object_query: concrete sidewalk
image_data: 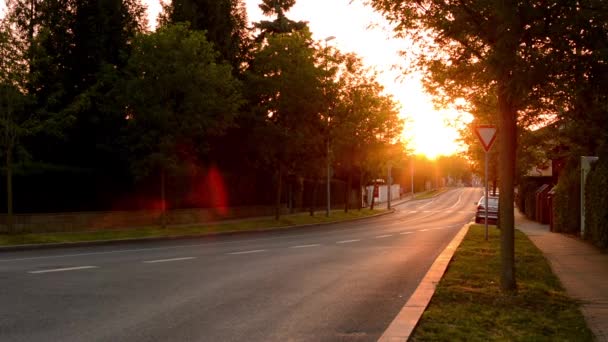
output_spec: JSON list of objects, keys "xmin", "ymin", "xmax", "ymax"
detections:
[{"xmin": 516, "ymin": 209, "xmax": 608, "ymax": 341}]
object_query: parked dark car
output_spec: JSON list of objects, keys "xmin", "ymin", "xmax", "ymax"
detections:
[{"xmin": 475, "ymin": 196, "xmax": 499, "ymax": 224}]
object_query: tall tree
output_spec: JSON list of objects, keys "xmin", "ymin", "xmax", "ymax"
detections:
[
  {"xmin": 247, "ymin": 29, "xmax": 324, "ymax": 219},
  {"xmin": 0, "ymin": 10, "xmax": 66, "ymax": 231},
  {"xmin": 330, "ymin": 53, "xmax": 403, "ymax": 212},
  {"xmin": 121, "ymin": 23, "xmax": 242, "ymax": 226},
  {"xmin": 254, "ymin": 0, "xmax": 307, "ymax": 37},
  {"xmin": 162, "ymin": 0, "xmax": 250, "ymax": 71}
]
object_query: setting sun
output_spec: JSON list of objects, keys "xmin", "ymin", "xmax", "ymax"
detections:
[{"xmin": 145, "ymin": 0, "xmax": 470, "ymax": 159}]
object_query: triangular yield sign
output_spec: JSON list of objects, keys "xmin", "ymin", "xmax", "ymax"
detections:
[{"xmin": 474, "ymin": 125, "xmax": 497, "ymax": 152}]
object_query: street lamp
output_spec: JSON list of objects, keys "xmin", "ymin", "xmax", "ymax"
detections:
[{"xmin": 324, "ymin": 36, "xmax": 335, "ymax": 217}]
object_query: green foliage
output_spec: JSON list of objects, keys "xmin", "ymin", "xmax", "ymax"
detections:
[
  {"xmin": 122, "ymin": 23, "xmax": 242, "ymax": 177},
  {"xmin": 553, "ymin": 159, "xmax": 580, "ymax": 234},
  {"xmin": 246, "ymin": 29, "xmax": 324, "ymax": 173},
  {"xmin": 254, "ymin": 0, "xmax": 307, "ymax": 37},
  {"xmin": 584, "ymin": 153, "xmax": 608, "ymax": 248},
  {"xmin": 163, "ymin": 0, "xmax": 250, "ymax": 71},
  {"xmin": 330, "ymin": 52, "xmax": 404, "ymax": 184}
]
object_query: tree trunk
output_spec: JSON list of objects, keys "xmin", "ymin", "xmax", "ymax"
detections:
[
  {"xmin": 357, "ymin": 170, "xmax": 363, "ymax": 211},
  {"xmin": 498, "ymin": 86, "xmax": 517, "ymax": 292},
  {"xmin": 309, "ymin": 178, "xmax": 317, "ymax": 216},
  {"xmin": 6, "ymin": 147, "xmax": 13, "ymax": 234},
  {"xmin": 275, "ymin": 164, "xmax": 282, "ymax": 220},
  {"xmin": 160, "ymin": 168, "xmax": 166, "ymax": 229},
  {"xmin": 288, "ymin": 179, "xmax": 293, "ymax": 214},
  {"xmin": 344, "ymin": 167, "xmax": 352, "ymax": 213},
  {"xmin": 370, "ymin": 182, "xmax": 376, "ymax": 210}
]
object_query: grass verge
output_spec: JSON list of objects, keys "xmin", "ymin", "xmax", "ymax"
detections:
[
  {"xmin": 0, "ymin": 209, "xmax": 386, "ymax": 247},
  {"xmin": 410, "ymin": 224, "xmax": 593, "ymax": 341}
]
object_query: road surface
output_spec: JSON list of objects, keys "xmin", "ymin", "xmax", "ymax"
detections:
[{"xmin": 0, "ymin": 187, "xmax": 481, "ymax": 342}]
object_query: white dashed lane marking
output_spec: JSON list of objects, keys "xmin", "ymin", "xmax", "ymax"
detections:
[
  {"xmin": 290, "ymin": 244, "xmax": 321, "ymax": 249},
  {"xmin": 28, "ymin": 266, "xmax": 98, "ymax": 274},
  {"xmin": 143, "ymin": 257, "xmax": 196, "ymax": 264},
  {"xmin": 228, "ymin": 249, "xmax": 267, "ymax": 255},
  {"xmin": 375, "ymin": 235, "xmax": 393, "ymax": 239},
  {"xmin": 337, "ymin": 239, "xmax": 360, "ymax": 244}
]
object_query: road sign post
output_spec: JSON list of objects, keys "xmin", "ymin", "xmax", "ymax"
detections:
[{"xmin": 474, "ymin": 125, "xmax": 497, "ymax": 241}]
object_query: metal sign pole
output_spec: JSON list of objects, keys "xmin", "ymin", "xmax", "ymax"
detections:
[
  {"xmin": 485, "ymin": 151, "xmax": 489, "ymax": 241},
  {"xmin": 387, "ymin": 164, "xmax": 392, "ymax": 210}
]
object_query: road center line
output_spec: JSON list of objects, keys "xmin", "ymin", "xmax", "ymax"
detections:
[
  {"xmin": 375, "ymin": 234, "xmax": 393, "ymax": 239},
  {"xmin": 28, "ymin": 266, "xmax": 98, "ymax": 274},
  {"xmin": 227, "ymin": 249, "xmax": 267, "ymax": 255},
  {"xmin": 418, "ymin": 229, "xmax": 429, "ymax": 232},
  {"xmin": 400, "ymin": 232, "xmax": 413, "ymax": 235},
  {"xmin": 143, "ymin": 257, "xmax": 196, "ymax": 264},
  {"xmin": 290, "ymin": 244, "xmax": 321, "ymax": 249},
  {"xmin": 337, "ymin": 239, "xmax": 360, "ymax": 244}
]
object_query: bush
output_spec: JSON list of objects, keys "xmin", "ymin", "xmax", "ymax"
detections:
[
  {"xmin": 552, "ymin": 159, "xmax": 580, "ymax": 234},
  {"xmin": 585, "ymin": 156, "xmax": 608, "ymax": 248}
]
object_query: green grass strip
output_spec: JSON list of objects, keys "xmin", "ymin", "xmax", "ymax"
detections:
[
  {"xmin": 0, "ymin": 209, "xmax": 386, "ymax": 246},
  {"xmin": 410, "ymin": 225, "xmax": 593, "ymax": 341}
]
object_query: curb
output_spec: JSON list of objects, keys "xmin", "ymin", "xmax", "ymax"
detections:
[
  {"xmin": 0, "ymin": 208, "xmax": 396, "ymax": 253},
  {"xmin": 378, "ymin": 221, "xmax": 472, "ymax": 342}
]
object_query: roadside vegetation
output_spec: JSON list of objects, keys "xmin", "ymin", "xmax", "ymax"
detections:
[
  {"xmin": 0, "ymin": 209, "xmax": 386, "ymax": 247},
  {"xmin": 410, "ymin": 225, "xmax": 592, "ymax": 341}
]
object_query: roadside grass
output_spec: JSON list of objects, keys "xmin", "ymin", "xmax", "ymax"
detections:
[
  {"xmin": 0, "ymin": 209, "xmax": 386, "ymax": 246},
  {"xmin": 410, "ymin": 225, "xmax": 593, "ymax": 341},
  {"xmin": 414, "ymin": 188, "xmax": 448, "ymax": 200}
]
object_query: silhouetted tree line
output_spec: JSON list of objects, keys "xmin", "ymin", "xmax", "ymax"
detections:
[{"xmin": 0, "ymin": 0, "xmax": 405, "ymax": 229}]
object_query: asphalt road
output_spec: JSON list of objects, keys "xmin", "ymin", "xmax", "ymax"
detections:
[{"xmin": 0, "ymin": 187, "xmax": 481, "ymax": 342}]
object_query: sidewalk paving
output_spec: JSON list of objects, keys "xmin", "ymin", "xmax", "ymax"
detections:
[{"xmin": 516, "ymin": 209, "xmax": 608, "ymax": 342}]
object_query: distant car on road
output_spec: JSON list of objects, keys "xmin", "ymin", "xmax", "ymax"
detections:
[{"xmin": 475, "ymin": 196, "xmax": 499, "ymax": 224}]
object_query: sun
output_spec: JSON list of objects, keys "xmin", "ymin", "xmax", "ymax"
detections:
[{"xmin": 403, "ymin": 108, "xmax": 466, "ymax": 159}]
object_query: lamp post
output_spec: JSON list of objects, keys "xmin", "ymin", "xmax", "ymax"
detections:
[{"xmin": 324, "ymin": 36, "xmax": 335, "ymax": 217}]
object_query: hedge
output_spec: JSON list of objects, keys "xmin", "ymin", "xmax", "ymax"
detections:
[
  {"xmin": 584, "ymin": 155, "xmax": 608, "ymax": 249},
  {"xmin": 552, "ymin": 158, "xmax": 580, "ymax": 234},
  {"xmin": 517, "ymin": 177, "xmax": 551, "ymax": 220}
]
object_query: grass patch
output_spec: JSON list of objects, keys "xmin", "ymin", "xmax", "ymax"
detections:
[
  {"xmin": 414, "ymin": 188, "xmax": 448, "ymax": 200},
  {"xmin": 410, "ymin": 225, "xmax": 593, "ymax": 341},
  {"xmin": 0, "ymin": 209, "xmax": 386, "ymax": 246}
]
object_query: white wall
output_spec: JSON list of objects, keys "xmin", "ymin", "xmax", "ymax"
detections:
[{"xmin": 364, "ymin": 184, "xmax": 401, "ymax": 206}]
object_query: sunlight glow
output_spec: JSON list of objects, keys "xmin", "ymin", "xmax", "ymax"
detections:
[{"xmin": 145, "ymin": 0, "xmax": 470, "ymax": 158}]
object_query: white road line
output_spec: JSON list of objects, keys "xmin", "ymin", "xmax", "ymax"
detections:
[
  {"xmin": 409, "ymin": 211, "xmax": 418, "ymax": 214},
  {"xmin": 418, "ymin": 229, "xmax": 429, "ymax": 232},
  {"xmin": 375, "ymin": 234, "xmax": 393, "ymax": 239},
  {"xmin": 337, "ymin": 239, "xmax": 360, "ymax": 244},
  {"xmin": 400, "ymin": 232, "xmax": 413, "ymax": 235},
  {"xmin": 227, "ymin": 249, "xmax": 267, "ymax": 255},
  {"xmin": 143, "ymin": 257, "xmax": 196, "ymax": 264},
  {"xmin": 28, "ymin": 266, "xmax": 98, "ymax": 274},
  {"xmin": 423, "ymin": 211, "xmax": 432, "ymax": 213},
  {"xmin": 290, "ymin": 244, "xmax": 321, "ymax": 249}
]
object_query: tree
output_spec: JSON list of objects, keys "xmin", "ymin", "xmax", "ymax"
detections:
[
  {"xmin": 330, "ymin": 53, "xmax": 403, "ymax": 212},
  {"xmin": 254, "ymin": 0, "xmax": 307, "ymax": 38},
  {"xmin": 369, "ymin": 0, "xmax": 592, "ymax": 291},
  {"xmin": 5, "ymin": 0, "xmax": 147, "ymax": 172},
  {"xmin": 0, "ymin": 12, "xmax": 65, "ymax": 232},
  {"xmin": 246, "ymin": 28, "xmax": 324, "ymax": 219},
  {"xmin": 121, "ymin": 23, "xmax": 242, "ymax": 226},
  {"xmin": 162, "ymin": 0, "xmax": 250, "ymax": 71}
]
